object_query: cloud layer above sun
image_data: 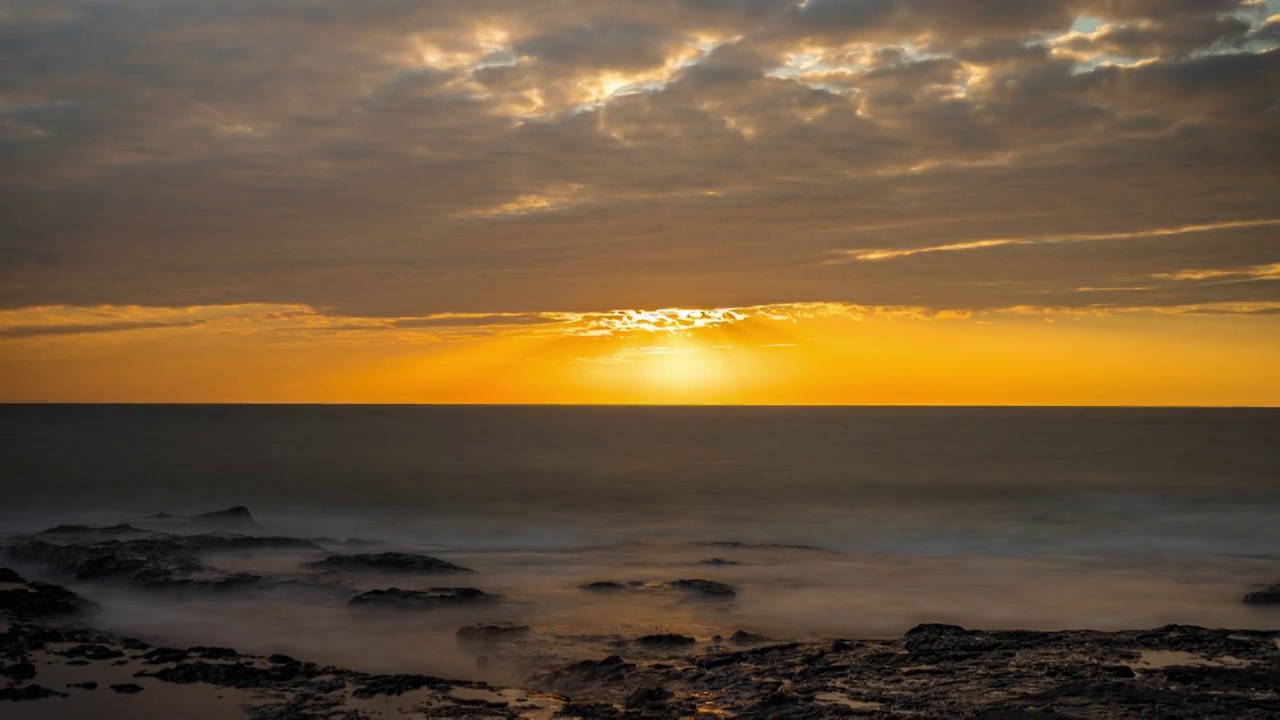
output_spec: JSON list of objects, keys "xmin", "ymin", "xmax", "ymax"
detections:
[{"xmin": 2, "ymin": 1, "xmax": 1278, "ymax": 403}]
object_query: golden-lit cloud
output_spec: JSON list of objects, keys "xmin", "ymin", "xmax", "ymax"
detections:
[
  {"xmin": 837, "ymin": 219, "xmax": 1280, "ymax": 262},
  {"xmin": 2, "ymin": 1, "xmax": 1279, "ymax": 404}
]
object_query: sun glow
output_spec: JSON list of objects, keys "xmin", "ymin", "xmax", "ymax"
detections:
[{"xmin": 1, "ymin": 302, "xmax": 1278, "ymax": 406}]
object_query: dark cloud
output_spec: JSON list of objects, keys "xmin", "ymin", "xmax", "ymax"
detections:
[{"xmin": 0, "ymin": 0, "xmax": 1277, "ymax": 317}]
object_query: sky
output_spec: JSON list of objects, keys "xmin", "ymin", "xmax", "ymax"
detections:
[{"xmin": 2, "ymin": 0, "xmax": 1279, "ymax": 405}]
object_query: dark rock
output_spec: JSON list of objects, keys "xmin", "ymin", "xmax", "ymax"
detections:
[
  {"xmin": 1101, "ymin": 664, "xmax": 1136, "ymax": 678},
  {"xmin": 830, "ymin": 639, "xmax": 854, "ymax": 652},
  {"xmin": 0, "ymin": 684, "xmax": 62, "ymax": 701},
  {"xmin": 350, "ymin": 674, "xmax": 453, "ymax": 698},
  {"xmin": 307, "ymin": 552, "xmax": 472, "ymax": 574},
  {"xmin": 68, "ymin": 681, "xmax": 98, "ymax": 690},
  {"xmin": 456, "ymin": 623, "xmax": 531, "ymax": 644},
  {"xmin": 189, "ymin": 646, "xmax": 239, "ymax": 660},
  {"xmin": 636, "ymin": 633, "xmax": 696, "ymax": 648},
  {"xmin": 0, "ymin": 568, "xmax": 24, "ymax": 583},
  {"xmin": 149, "ymin": 660, "xmax": 317, "ymax": 688},
  {"xmin": 665, "ymin": 579, "xmax": 736, "ymax": 598},
  {"xmin": 61, "ymin": 644, "xmax": 125, "ymax": 660},
  {"xmin": 1243, "ymin": 584, "xmax": 1280, "ymax": 605},
  {"xmin": 268, "ymin": 654, "xmax": 298, "ymax": 665},
  {"xmin": 110, "ymin": 683, "xmax": 144, "ymax": 694},
  {"xmin": 348, "ymin": 587, "xmax": 498, "ymax": 610},
  {"xmin": 548, "ymin": 655, "xmax": 636, "ymax": 688},
  {"xmin": 1, "ymin": 535, "xmax": 310, "ymax": 591},
  {"xmin": 0, "ymin": 662, "xmax": 36, "ymax": 680},
  {"xmin": 133, "ymin": 506, "xmax": 259, "ymax": 533},
  {"xmin": 142, "ymin": 647, "xmax": 189, "ymax": 664},
  {"xmin": 578, "ymin": 581, "xmax": 627, "ymax": 591},
  {"xmin": 731, "ymin": 630, "xmax": 767, "ymax": 645},
  {"xmin": 624, "ymin": 686, "xmax": 673, "ymax": 709},
  {"xmin": 698, "ymin": 558, "xmax": 741, "ymax": 566},
  {"xmin": 0, "ymin": 573, "xmax": 99, "ymax": 619}
]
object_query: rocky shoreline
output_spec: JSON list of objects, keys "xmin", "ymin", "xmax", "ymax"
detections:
[{"xmin": 3, "ymin": 508, "xmax": 1279, "ymax": 718}]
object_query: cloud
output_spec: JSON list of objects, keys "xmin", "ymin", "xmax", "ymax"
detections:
[
  {"xmin": 837, "ymin": 218, "xmax": 1280, "ymax": 261},
  {"xmin": 0, "ymin": 0, "xmax": 1277, "ymax": 320}
]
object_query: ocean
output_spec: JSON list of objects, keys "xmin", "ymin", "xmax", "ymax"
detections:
[{"xmin": 2, "ymin": 405, "xmax": 1278, "ymax": 680}]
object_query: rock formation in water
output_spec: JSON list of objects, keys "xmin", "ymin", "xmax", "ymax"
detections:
[
  {"xmin": 347, "ymin": 587, "xmax": 499, "ymax": 610},
  {"xmin": 307, "ymin": 552, "xmax": 472, "ymax": 574}
]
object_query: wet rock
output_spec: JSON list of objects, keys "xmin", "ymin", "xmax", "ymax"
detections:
[
  {"xmin": 1243, "ymin": 584, "xmax": 1280, "ymax": 605},
  {"xmin": 731, "ymin": 630, "xmax": 767, "ymax": 645},
  {"xmin": 189, "ymin": 646, "xmax": 239, "ymax": 660},
  {"xmin": 0, "ymin": 684, "xmax": 63, "ymax": 701},
  {"xmin": 624, "ymin": 686, "xmax": 673, "ymax": 709},
  {"xmin": 268, "ymin": 654, "xmax": 298, "ymax": 665},
  {"xmin": 665, "ymin": 579, "xmax": 736, "ymax": 598},
  {"xmin": 348, "ymin": 587, "xmax": 498, "ymax": 610},
  {"xmin": 636, "ymin": 633, "xmax": 696, "ymax": 648},
  {"xmin": 1101, "ymin": 664, "xmax": 1136, "ymax": 678},
  {"xmin": 456, "ymin": 623, "xmax": 531, "ymax": 644},
  {"xmin": 350, "ymin": 674, "xmax": 454, "ymax": 698},
  {"xmin": 132, "ymin": 506, "xmax": 259, "ymax": 533},
  {"xmin": 110, "ymin": 683, "xmax": 144, "ymax": 694},
  {"xmin": 68, "ymin": 681, "xmax": 98, "ymax": 690},
  {"xmin": 545, "ymin": 655, "xmax": 636, "ymax": 689},
  {"xmin": 142, "ymin": 647, "xmax": 189, "ymax": 664},
  {"xmin": 578, "ymin": 581, "xmax": 627, "ymax": 592},
  {"xmin": 61, "ymin": 644, "xmax": 125, "ymax": 661},
  {"xmin": 0, "ymin": 570, "xmax": 99, "ymax": 619},
  {"xmin": 830, "ymin": 639, "xmax": 854, "ymax": 652},
  {"xmin": 698, "ymin": 557, "xmax": 741, "ymax": 566},
  {"xmin": 149, "ymin": 660, "xmax": 319, "ymax": 688},
  {"xmin": 307, "ymin": 552, "xmax": 472, "ymax": 574},
  {"xmin": 1, "ymin": 535, "xmax": 311, "ymax": 590},
  {"xmin": 0, "ymin": 662, "xmax": 36, "ymax": 680}
]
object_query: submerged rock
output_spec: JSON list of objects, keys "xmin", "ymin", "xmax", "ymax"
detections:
[
  {"xmin": 307, "ymin": 552, "xmax": 472, "ymax": 574},
  {"xmin": 577, "ymin": 578, "xmax": 736, "ymax": 599},
  {"xmin": 731, "ymin": 630, "xmax": 768, "ymax": 645},
  {"xmin": 0, "ymin": 569, "xmax": 99, "ymax": 619},
  {"xmin": 625, "ymin": 686, "xmax": 673, "ymax": 709},
  {"xmin": 665, "ymin": 579, "xmax": 736, "ymax": 598},
  {"xmin": 456, "ymin": 623, "xmax": 531, "ymax": 644},
  {"xmin": 1, "ymin": 534, "xmax": 313, "ymax": 591},
  {"xmin": 132, "ymin": 506, "xmax": 260, "ymax": 533},
  {"xmin": 1242, "ymin": 584, "xmax": 1280, "ymax": 605},
  {"xmin": 636, "ymin": 633, "xmax": 697, "ymax": 648},
  {"xmin": 578, "ymin": 581, "xmax": 628, "ymax": 592},
  {"xmin": 348, "ymin": 587, "xmax": 498, "ymax": 610}
]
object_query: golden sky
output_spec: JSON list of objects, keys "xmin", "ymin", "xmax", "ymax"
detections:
[{"xmin": 2, "ymin": 1, "xmax": 1279, "ymax": 404}]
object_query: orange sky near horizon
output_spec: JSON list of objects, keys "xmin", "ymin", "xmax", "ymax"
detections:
[{"xmin": 3, "ymin": 303, "xmax": 1277, "ymax": 406}]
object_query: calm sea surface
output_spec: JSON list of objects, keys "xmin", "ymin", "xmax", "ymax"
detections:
[{"xmin": 2, "ymin": 405, "xmax": 1278, "ymax": 676}]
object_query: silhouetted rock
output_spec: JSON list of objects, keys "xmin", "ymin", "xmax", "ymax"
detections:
[
  {"xmin": 308, "ymin": 552, "xmax": 471, "ymax": 574},
  {"xmin": 1, "ymin": 535, "xmax": 313, "ymax": 590},
  {"xmin": 348, "ymin": 587, "xmax": 498, "ymax": 610},
  {"xmin": 731, "ymin": 630, "xmax": 768, "ymax": 645},
  {"xmin": 698, "ymin": 557, "xmax": 741, "ymax": 566},
  {"xmin": 666, "ymin": 579, "xmax": 736, "ymax": 598},
  {"xmin": 0, "ymin": 568, "xmax": 24, "ymax": 583},
  {"xmin": 456, "ymin": 623, "xmax": 531, "ymax": 644},
  {"xmin": 0, "ymin": 570, "xmax": 99, "ymax": 619},
  {"xmin": 0, "ymin": 662, "xmax": 36, "ymax": 680},
  {"xmin": 68, "ymin": 681, "xmax": 98, "ymax": 690},
  {"xmin": 110, "ymin": 683, "xmax": 144, "ymax": 694},
  {"xmin": 1243, "ymin": 584, "xmax": 1280, "ymax": 605},
  {"xmin": 578, "ymin": 581, "xmax": 627, "ymax": 591},
  {"xmin": 0, "ymin": 684, "xmax": 62, "ymax": 701},
  {"xmin": 637, "ymin": 633, "xmax": 696, "ymax": 648},
  {"xmin": 625, "ymin": 686, "xmax": 673, "ymax": 709},
  {"xmin": 132, "ymin": 506, "xmax": 259, "ymax": 533}
]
